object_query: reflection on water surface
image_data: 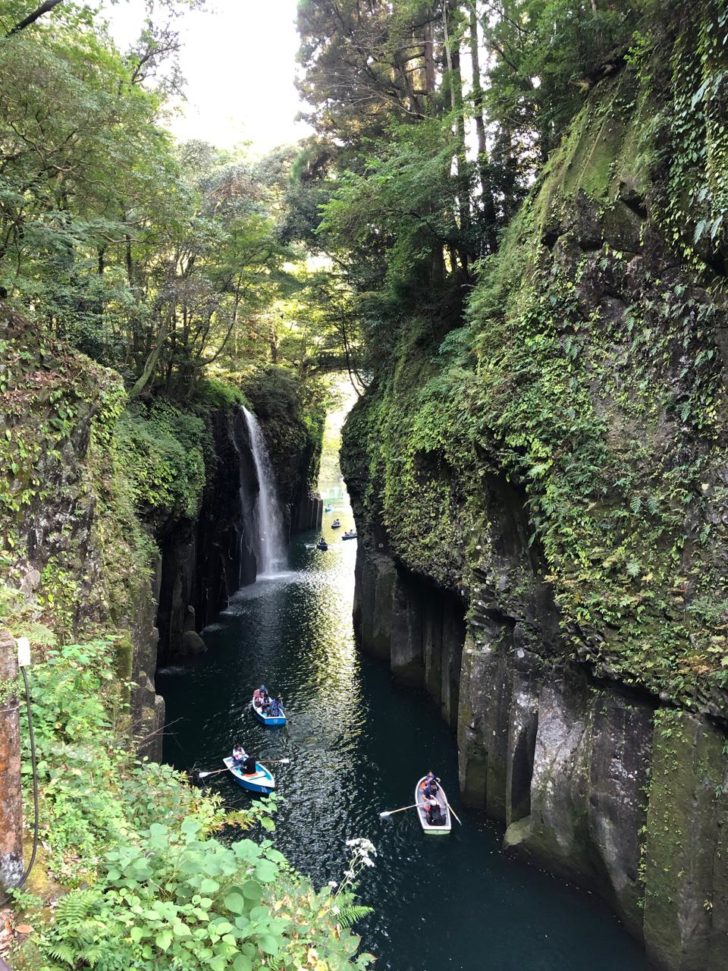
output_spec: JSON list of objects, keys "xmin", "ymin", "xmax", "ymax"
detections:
[{"xmin": 160, "ymin": 530, "xmax": 647, "ymax": 971}]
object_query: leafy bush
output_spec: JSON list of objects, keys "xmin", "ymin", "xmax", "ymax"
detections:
[
  {"xmin": 114, "ymin": 401, "xmax": 208, "ymax": 527},
  {"xmin": 32, "ymin": 821, "xmax": 372, "ymax": 971},
  {"xmin": 15, "ymin": 639, "xmax": 373, "ymax": 970},
  {"xmin": 194, "ymin": 377, "xmax": 247, "ymax": 411}
]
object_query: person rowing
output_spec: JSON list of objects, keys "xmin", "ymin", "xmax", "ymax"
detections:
[
  {"xmin": 423, "ymin": 792, "xmax": 440, "ymax": 823},
  {"xmin": 423, "ymin": 769, "xmax": 440, "ymax": 797}
]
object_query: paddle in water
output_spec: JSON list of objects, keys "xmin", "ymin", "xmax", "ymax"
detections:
[
  {"xmin": 445, "ymin": 800, "xmax": 463, "ymax": 825},
  {"xmin": 379, "ymin": 803, "xmax": 419, "ymax": 818}
]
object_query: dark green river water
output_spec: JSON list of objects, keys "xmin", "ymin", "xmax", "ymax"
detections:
[{"xmin": 158, "ymin": 515, "xmax": 648, "ymax": 970}]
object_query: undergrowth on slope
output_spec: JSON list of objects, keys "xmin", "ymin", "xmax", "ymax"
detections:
[{"xmin": 9, "ymin": 639, "xmax": 373, "ymax": 971}]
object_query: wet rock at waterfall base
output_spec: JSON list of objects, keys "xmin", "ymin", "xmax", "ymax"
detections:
[{"xmin": 181, "ymin": 630, "xmax": 206, "ymax": 656}]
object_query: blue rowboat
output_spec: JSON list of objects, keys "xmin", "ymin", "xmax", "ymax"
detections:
[
  {"xmin": 223, "ymin": 757, "xmax": 275, "ymax": 795},
  {"xmin": 252, "ymin": 695, "xmax": 287, "ymax": 727}
]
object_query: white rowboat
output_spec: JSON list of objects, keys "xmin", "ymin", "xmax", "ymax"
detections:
[{"xmin": 415, "ymin": 776, "xmax": 452, "ymax": 835}]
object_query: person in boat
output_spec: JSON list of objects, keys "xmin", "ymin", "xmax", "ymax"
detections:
[
  {"xmin": 423, "ymin": 792, "xmax": 440, "ymax": 823},
  {"xmin": 232, "ymin": 742, "xmax": 247, "ymax": 766},
  {"xmin": 255, "ymin": 685, "xmax": 270, "ymax": 709},
  {"xmin": 423, "ymin": 770, "xmax": 440, "ymax": 797},
  {"xmin": 242, "ymin": 753, "xmax": 257, "ymax": 774},
  {"xmin": 269, "ymin": 697, "xmax": 282, "ymax": 717}
]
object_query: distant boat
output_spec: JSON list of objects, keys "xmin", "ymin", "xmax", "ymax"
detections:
[
  {"xmin": 342, "ymin": 530, "xmax": 357, "ymax": 540},
  {"xmin": 331, "ymin": 519, "xmax": 341, "ymax": 529},
  {"xmin": 316, "ymin": 539, "xmax": 328, "ymax": 551},
  {"xmin": 223, "ymin": 757, "xmax": 275, "ymax": 795},
  {"xmin": 324, "ymin": 505, "xmax": 333, "ymax": 512},
  {"xmin": 252, "ymin": 692, "xmax": 286, "ymax": 727},
  {"xmin": 415, "ymin": 776, "xmax": 451, "ymax": 835}
]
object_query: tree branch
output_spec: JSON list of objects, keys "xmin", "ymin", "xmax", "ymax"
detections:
[{"xmin": 6, "ymin": 0, "xmax": 65, "ymax": 36}]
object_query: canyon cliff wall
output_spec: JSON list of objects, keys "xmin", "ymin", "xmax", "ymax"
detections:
[
  {"xmin": 0, "ymin": 307, "xmax": 165, "ymax": 756},
  {"xmin": 342, "ymin": 18, "xmax": 728, "ymax": 968},
  {"xmin": 155, "ymin": 369, "xmax": 324, "ymax": 664},
  {"xmin": 0, "ymin": 313, "xmax": 323, "ymax": 750}
]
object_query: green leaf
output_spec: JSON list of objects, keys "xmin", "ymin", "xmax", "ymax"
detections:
[
  {"xmin": 155, "ymin": 930, "xmax": 173, "ymax": 952},
  {"xmin": 259, "ymin": 933, "xmax": 280, "ymax": 956},
  {"xmin": 242, "ymin": 880, "xmax": 262, "ymax": 901},
  {"xmin": 224, "ymin": 892, "xmax": 245, "ymax": 915},
  {"xmin": 233, "ymin": 956, "xmax": 253, "ymax": 971},
  {"xmin": 255, "ymin": 860, "xmax": 277, "ymax": 883}
]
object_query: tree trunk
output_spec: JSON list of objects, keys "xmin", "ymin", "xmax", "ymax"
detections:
[
  {"xmin": 423, "ymin": 19, "xmax": 436, "ymax": 97},
  {"xmin": 129, "ymin": 321, "xmax": 170, "ymax": 399},
  {"xmin": 442, "ymin": 0, "xmax": 470, "ymax": 275},
  {"xmin": 467, "ymin": 0, "xmax": 497, "ymax": 252},
  {"xmin": 0, "ymin": 631, "xmax": 23, "ymax": 892}
]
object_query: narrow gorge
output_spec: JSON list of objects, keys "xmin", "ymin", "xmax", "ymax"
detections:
[{"xmin": 1, "ymin": 0, "xmax": 726, "ymax": 968}]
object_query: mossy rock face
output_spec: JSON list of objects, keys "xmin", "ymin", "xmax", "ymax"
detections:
[
  {"xmin": 643, "ymin": 711, "xmax": 728, "ymax": 970},
  {"xmin": 343, "ymin": 48, "xmax": 728, "ymax": 716},
  {"xmin": 0, "ymin": 307, "xmax": 166, "ymax": 747},
  {"xmin": 343, "ymin": 16, "xmax": 728, "ymax": 963}
]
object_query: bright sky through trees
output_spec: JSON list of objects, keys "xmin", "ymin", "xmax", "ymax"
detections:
[{"xmin": 103, "ymin": 0, "xmax": 311, "ymax": 154}]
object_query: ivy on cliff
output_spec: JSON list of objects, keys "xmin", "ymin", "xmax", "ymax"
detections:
[{"xmin": 341, "ymin": 5, "xmax": 728, "ymax": 711}]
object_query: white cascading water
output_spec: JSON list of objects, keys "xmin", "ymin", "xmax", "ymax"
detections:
[{"xmin": 242, "ymin": 406, "xmax": 286, "ymax": 577}]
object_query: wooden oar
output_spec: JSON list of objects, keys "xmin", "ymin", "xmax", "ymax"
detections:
[
  {"xmin": 196, "ymin": 767, "xmax": 228, "ymax": 780},
  {"xmin": 445, "ymin": 799, "xmax": 462, "ymax": 826},
  {"xmin": 379, "ymin": 802, "xmax": 419, "ymax": 818}
]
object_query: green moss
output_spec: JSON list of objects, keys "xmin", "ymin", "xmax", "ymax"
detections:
[
  {"xmin": 114, "ymin": 633, "xmax": 134, "ymax": 682},
  {"xmin": 343, "ymin": 49, "xmax": 728, "ymax": 709},
  {"xmin": 114, "ymin": 401, "xmax": 208, "ymax": 528},
  {"xmin": 643, "ymin": 710, "xmax": 727, "ymax": 967}
]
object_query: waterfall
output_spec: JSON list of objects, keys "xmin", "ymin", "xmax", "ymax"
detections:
[{"xmin": 241, "ymin": 406, "xmax": 286, "ymax": 577}]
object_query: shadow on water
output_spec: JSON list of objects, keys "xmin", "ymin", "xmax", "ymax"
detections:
[{"xmin": 159, "ymin": 523, "xmax": 648, "ymax": 971}]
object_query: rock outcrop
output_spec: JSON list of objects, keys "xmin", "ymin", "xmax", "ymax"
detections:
[
  {"xmin": 342, "ymin": 22, "xmax": 728, "ymax": 968},
  {"xmin": 0, "ymin": 308, "xmax": 165, "ymax": 755}
]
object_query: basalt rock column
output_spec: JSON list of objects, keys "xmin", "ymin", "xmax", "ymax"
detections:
[{"xmin": 0, "ymin": 630, "xmax": 22, "ymax": 891}]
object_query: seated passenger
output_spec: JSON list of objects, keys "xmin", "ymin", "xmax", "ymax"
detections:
[
  {"xmin": 243, "ymin": 754, "xmax": 257, "ymax": 774},
  {"xmin": 423, "ymin": 793, "xmax": 439, "ymax": 821},
  {"xmin": 269, "ymin": 697, "xmax": 282, "ymax": 717},
  {"xmin": 232, "ymin": 743, "xmax": 246, "ymax": 766}
]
